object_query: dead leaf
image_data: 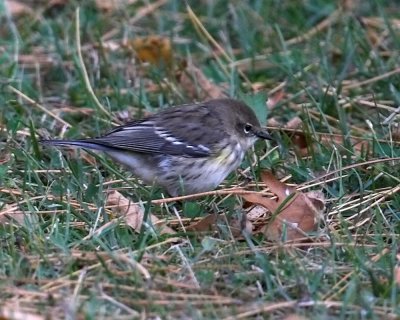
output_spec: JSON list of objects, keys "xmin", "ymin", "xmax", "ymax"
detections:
[
  {"xmin": 126, "ymin": 36, "xmax": 173, "ymax": 67},
  {"xmin": 186, "ymin": 213, "xmax": 252, "ymax": 238},
  {"xmin": 229, "ymin": 213, "xmax": 253, "ymax": 237},
  {"xmin": 285, "ymin": 116, "xmax": 303, "ymax": 130},
  {"xmin": 0, "ymin": 203, "xmax": 19, "ymax": 224},
  {"xmin": 186, "ymin": 214, "xmax": 218, "ymax": 232},
  {"xmin": 106, "ymin": 190, "xmax": 175, "ymax": 235},
  {"xmin": 267, "ymin": 90, "xmax": 285, "ymax": 109},
  {"xmin": 246, "ymin": 204, "xmax": 268, "ymax": 220},
  {"xmin": 5, "ymin": 0, "xmax": 33, "ymax": 16},
  {"xmin": 242, "ymin": 171, "xmax": 324, "ymax": 241},
  {"xmin": 176, "ymin": 61, "xmax": 227, "ymax": 100},
  {"xmin": 95, "ymin": 0, "xmax": 120, "ymax": 12},
  {"xmin": 46, "ymin": 0, "xmax": 68, "ymax": 9}
]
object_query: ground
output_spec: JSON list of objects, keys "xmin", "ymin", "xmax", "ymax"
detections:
[{"xmin": 0, "ymin": 0, "xmax": 399, "ymax": 319}]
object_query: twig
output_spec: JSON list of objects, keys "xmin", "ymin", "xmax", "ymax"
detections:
[
  {"xmin": 285, "ymin": 9, "xmax": 341, "ymax": 45},
  {"xmin": 301, "ymin": 157, "xmax": 400, "ymax": 187},
  {"xmin": 343, "ymin": 67, "xmax": 400, "ymax": 90}
]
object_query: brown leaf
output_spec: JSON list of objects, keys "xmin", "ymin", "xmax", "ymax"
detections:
[
  {"xmin": 106, "ymin": 190, "xmax": 175, "ymax": 234},
  {"xmin": 5, "ymin": 1, "xmax": 33, "ymax": 16},
  {"xmin": 267, "ymin": 90, "xmax": 285, "ymax": 109},
  {"xmin": 95, "ymin": 0, "xmax": 120, "ymax": 12},
  {"xmin": 0, "ymin": 203, "xmax": 19, "ymax": 225},
  {"xmin": 285, "ymin": 116, "xmax": 303, "ymax": 130},
  {"xmin": 47, "ymin": 0, "xmax": 68, "ymax": 8},
  {"xmin": 242, "ymin": 171, "xmax": 324, "ymax": 241},
  {"xmin": 176, "ymin": 61, "xmax": 227, "ymax": 100},
  {"xmin": 186, "ymin": 214, "xmax": 218, "ymax": 232},
  {"xmin": 126, "ymin": 36, "xmax": 173, "ymax": 67},
  {"xmin": 186, "ymin": 213, "xmax": 252, "ymax": 238}
]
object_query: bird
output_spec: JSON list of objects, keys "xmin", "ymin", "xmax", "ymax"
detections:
[{"xmin": 41, "ymin": 98, "xmax": 272, "ymax": 196}]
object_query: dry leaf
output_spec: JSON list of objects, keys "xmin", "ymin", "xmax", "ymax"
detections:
[
  {"xmin": 242, "ymin": 171, "xmax": 324, "ymax": 241},
  {"xmin": 46, "ymin": 0, "xmax": 68, "ymax": 9},
  {"xmin": 95, "ymin": 0, "xmax": 120, "ymax": 12},
  {"xmin": 126, "ymin": 36, "xmax": 173, "ymax": 67},
  {"xmin": 229, "ymin": 213, "xmax": 253, "ymax": 237},
  {"xmin": 176, "ymin": 61, "xmax": 227, "ymax": 100},
  {"xmin": 267, "ymin": 90, "xmax": 285, "ymax": 109},
  {"xmin": 246, "ymin": 204, "xmax": 268, "ymax": 220},
  {"xmin": 0, "ymin": 203, "xmax": 19, "ymax": 225},
  {"xmin": 5, "ymin": 0, "xmax": 33, "ymax": 16},
  {"xmin": 0, "ymin": 204, "xmax": 43, "ymax": 228},
  {"xmin": 186, "ymin": 213, "xmax": 252, "ymax": 238},
  {"xmin": 186, "ymin": 214, "xmax": 218, "ymax": 232},
  {"xmin": 106, "ymin": 190, "xmax": 175, "ymax": 234}
]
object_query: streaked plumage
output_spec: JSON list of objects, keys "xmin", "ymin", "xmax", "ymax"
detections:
[{"xmin": 41, "ymin": 98, "xmax": 271, "ymax": 196}]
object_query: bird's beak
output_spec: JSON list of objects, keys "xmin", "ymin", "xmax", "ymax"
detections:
[{"xmin": 255, "ymin": 129, "xmax": 273, "ymax": 140}]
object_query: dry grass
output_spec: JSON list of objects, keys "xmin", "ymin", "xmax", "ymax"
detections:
[{"xmin": 0, "ymin": 0, "xmax": 400, "ymax": 319}]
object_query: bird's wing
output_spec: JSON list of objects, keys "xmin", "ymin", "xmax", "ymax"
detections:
[{"xmin": 86, "ymin": 105, "xmax": 224, "ymax": 157}]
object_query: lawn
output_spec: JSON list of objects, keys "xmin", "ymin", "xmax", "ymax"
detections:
[{"xmin": 0, "ymin": 0, "xmax": 400, "ymax": 319}]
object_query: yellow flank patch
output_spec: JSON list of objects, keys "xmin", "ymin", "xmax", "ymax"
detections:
[{"xmin": 215, "ymin": 146, "xmax": 233, "ymax": 162}]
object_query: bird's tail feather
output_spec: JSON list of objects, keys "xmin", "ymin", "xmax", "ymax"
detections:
[{"xmin": 40, "ymin": 139, "xmax": 110, "ymax": 152}]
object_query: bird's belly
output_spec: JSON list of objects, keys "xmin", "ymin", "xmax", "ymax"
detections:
[
  {"xmin": 105, "ymin": 148, "xmax": 244, "ymax": 196},
  {"xmin": 106, "ymin": 150, "xmax": 158, "ymax": 185},
  {"xmin": 159, "ymin": 150, "xmax": 244, "ymax": 195}
]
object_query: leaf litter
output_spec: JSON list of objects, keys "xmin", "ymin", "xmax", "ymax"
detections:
[
  {"xmin": 242, "ymin": 171, "xmax": 325, "ymax": 241},
  {"xmin": 184, "ymin": 171, "xmax": 325, "ymax": 242}
]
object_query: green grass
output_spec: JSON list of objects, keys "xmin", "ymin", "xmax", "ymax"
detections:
[{"xmin": 1, "ymin": 0, "xmax": 400, "ymax": 318}]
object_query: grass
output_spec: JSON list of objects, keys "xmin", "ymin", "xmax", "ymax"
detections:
[{"xmin": 1, "ymin": 0, "xmax": 400, "ymax": 318}]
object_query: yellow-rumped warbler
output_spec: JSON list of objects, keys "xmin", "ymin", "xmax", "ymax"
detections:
[{"xmin": 41, "ymin": 98, "xmax": 271, "ymax": 196}]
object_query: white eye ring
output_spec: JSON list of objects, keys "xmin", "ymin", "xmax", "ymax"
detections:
[{"xmin": 244, "ymin": 124, "xmax": 252, "ymax": 134}]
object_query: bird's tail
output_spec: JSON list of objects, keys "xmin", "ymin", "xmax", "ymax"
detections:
[{"xmin": 40, "ymin": 139, "xmax": 110, "ymax": 152}]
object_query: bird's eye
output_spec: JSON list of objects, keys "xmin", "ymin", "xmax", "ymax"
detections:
[{"xmin": 244, "ymin": 123, "xmax": 252, "ymax": 134}]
